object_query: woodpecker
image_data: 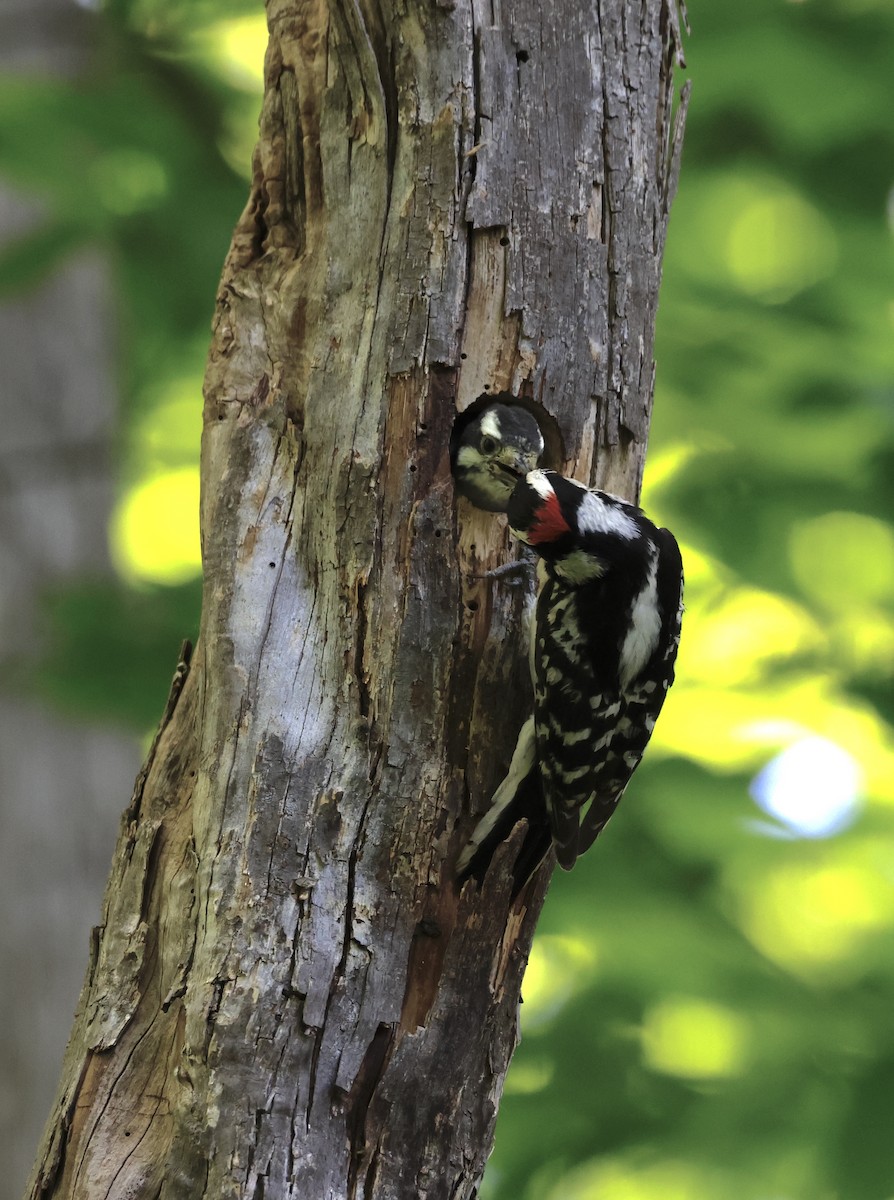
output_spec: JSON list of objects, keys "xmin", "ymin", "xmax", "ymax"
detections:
[
  {"xmin": 458, "ymin": 467, "xmax": 683, "ymax": 887},
  {"xmin": 451, "ymin": 402, "xmax": 545, "ymax": 512}
]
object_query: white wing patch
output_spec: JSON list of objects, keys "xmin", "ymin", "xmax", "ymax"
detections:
[{"xmin": 619, "ymin": 550, "xmax": 661, "ymax": 689}]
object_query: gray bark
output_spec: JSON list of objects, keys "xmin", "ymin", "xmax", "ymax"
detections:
[{"xmin": 25, "ymin": 2, "xmax": 687, "ymax": 1197}]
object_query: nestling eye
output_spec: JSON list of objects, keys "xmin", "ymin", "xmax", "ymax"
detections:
[{"xmin": 481, "ymin": 435, "xmax": 497, "ymax": 455}]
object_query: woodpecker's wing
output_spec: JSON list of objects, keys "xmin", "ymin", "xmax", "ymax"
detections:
[
  {"xmin": 532, "ymin": 576, "xmax": 623, "ymax": 869},
  {"xmin": 534, "ymin": 528, "xmax": 684, "ymax": 869},
  {"xmin": 456, "ymin": 716, "xmax": 554, "ymax": 894},
  {"xmin": 575, "ymin": 525, "xmax": 683, "ymax": 857}
]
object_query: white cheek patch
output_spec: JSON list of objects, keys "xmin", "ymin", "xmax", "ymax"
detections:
[
  {"xmin": 525, "ymin": 470, "xmax": 555, "ymax": 501},
  {"xmin": 456, "ymin": 445, "xmax": 482, "ymax": 467},
  {"xmin": 577, "ymin": 492, "xmax": 639, "ymax": 540},
  {"xmin": 479, "ymin": 410, "xmax": 502, "ymax": 441}
]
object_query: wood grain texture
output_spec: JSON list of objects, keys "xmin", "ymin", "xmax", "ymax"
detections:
[{"xmin": 25, "ymin": 3, "xmax": 686, "ymax": 1197}]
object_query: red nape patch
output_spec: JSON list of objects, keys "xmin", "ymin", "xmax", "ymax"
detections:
[{"xmin": 529, "ymin": 491, "xmax": 571, "ymax": 544}]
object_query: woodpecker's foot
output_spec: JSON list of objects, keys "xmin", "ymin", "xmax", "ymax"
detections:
[{"xmin": 472, "ymin": 558, "xmax": 534, "ymax": 582}]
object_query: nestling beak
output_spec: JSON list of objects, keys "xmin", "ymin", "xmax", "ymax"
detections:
[{"xmin": 492, "ymin": 449, "xmax": 536, "ymax": 484}]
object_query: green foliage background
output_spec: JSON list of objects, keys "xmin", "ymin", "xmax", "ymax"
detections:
[{"xmin": 3, "ymin": 2, "xmax": 894, "ymax": 1197}]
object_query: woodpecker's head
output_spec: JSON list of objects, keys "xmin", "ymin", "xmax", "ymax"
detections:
[{"xmin": 451, "ymin": 403, "xmax": 545, "ymax": 512}]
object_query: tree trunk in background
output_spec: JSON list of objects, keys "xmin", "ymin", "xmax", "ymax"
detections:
[
  {"xmin": 26, "ymin": 2, "xmax": 687, "ymax": 1196},
  {"xmin": 0, "ymin": 5, "xmax": 141, "ymax": 1198}
]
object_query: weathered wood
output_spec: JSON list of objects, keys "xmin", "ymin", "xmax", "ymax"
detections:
[{"xmin": 26, "ymin": 2, "xmax": 686, "ymax": 1197}]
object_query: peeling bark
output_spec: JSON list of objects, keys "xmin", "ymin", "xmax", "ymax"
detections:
[{"xmin": 25, "ymin": 2, "xmax": 686, "ymax": 1197}]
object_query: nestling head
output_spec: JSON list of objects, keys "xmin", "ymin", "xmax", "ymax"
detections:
[{"xmin": 451, "ymin": 403, "xmax": 545, "ymax": 512}]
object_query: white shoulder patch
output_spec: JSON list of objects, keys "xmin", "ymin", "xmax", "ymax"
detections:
[{"xmin": 577, "ymin": 491, "xmax": 639, "ymax": 540}]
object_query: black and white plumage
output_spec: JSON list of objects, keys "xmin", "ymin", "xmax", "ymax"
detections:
[
  {"xmin": 450, "ymin": 403, "xmax": 545, "ymax": 512},
  {"xmin": 458, "ymin": 467, "xmax": 683, "ymax": 887}
]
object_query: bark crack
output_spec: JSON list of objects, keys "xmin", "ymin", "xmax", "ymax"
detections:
[{"xmin": 345, "ymin": 1023, "xmax": 395, "ymax": 1199}]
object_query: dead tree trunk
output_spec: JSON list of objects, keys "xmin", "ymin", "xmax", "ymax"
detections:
[{"xmin": 26, "ymin": 2, "xmax": 687, "ymax": 1197}]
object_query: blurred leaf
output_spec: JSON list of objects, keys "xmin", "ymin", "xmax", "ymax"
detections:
[
  {"xmin": 832, "ymin": 1053, "xmax": 894, "ymax": 1200},
  {"xmin": 0, "ymin": 220, "xmax": 87, "ymax": 296},
  {"xmin": 30, "ymin": 579, "xmax": 201, "ymax": 729}
]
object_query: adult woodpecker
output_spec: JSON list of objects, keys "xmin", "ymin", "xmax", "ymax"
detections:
[
  {"xmin": 458, "ymin": 467, "xmax": 683, "ymax": 887},
  {"xmin": 450, "ymin": 402, "xmax": 545, "ymax": 512}
]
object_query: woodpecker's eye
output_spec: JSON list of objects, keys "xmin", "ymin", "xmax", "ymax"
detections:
[{"xmin": 481, "ymin": 435, "xmax": 497, "ymax": 455}]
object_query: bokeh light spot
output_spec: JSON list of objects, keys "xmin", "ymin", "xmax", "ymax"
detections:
[
  {"xmin": 736, "ymin": 861, "xmax": 894, "ymax": 979},
  {"xmin": 546, "ymin": 1156, "xmax": 724, "ymax": 1200},
  {"xmin": 133, "ymin": 375, "xmax": 203, "ymax": 467},
  {"xmin": 832, "ymin": 609, "xmax": 894, "ymax": 677},
  {"xmin": 521, "ymin": 935, "xmax": 598, "ymax": 1029},
  {"xmin": 203, "ymin": 16, "xmax": 268, "ymax": 91},
  {"xmin": 111, "ymin": 468, "xmax": 202, "ymax": 585},
  {"xmin": 503, "ymin": 1058, "xmax": 555, "ymax": 1096},
  {"xmin": 91, "ymin": 149, "xmax": 169, "ymax": 215},
  {"xmin": 682, "ymin": 586, "xmax": 823, "ymax": 687},
  {"xmin": 790, "ymin": 511, "xmax": 894, "ymax": 611},
  {"xmin": 725, "ymin": 186, "xmax": 837, "ymax": 301},
  {"xmin": 750, "ymin": 737, "xmax": 861, "ymax": 837},
  {"xmin": 641, "ymin": 997, "xmax": 747, "ymax": 1079}
]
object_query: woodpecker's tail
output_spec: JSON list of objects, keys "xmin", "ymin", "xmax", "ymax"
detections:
[{"xmin": 456, "ymin": 717, "xmax": 553, "ymax": 895}]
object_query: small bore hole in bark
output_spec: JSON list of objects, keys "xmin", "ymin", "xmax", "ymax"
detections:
[
  {"xmin": 419, "ymin": 422, "xmax": 427, "ymax": 430},
  {"xmin": 467, "ymin": 600, "xmax": 479, "ymax": 612},
  {"xmin": 434, "ymin": 530, "xmax": 442, "ymax": 537},
  {"xmin": 460, "ymin": 353, "xmax": 467, "ymax": 360},
  {"xmin": 269, "ymin": 562, "xmax": 276, "ymax": 568},
  {"xmin": 516, "ymin": 50, "xmax": 529, "ymax": 63},
  {"xmin": 410, "ymin": 464, "xmax": 417, "ymax": 472},
  {"xmin": 499, "ymin": 236, "xmax": 510, "ymax": 246}
]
